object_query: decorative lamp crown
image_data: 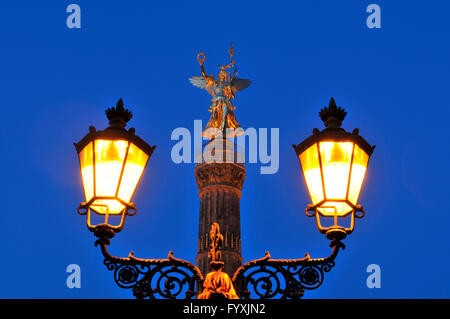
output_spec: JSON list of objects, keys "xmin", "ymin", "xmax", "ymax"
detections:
[
  {"xmin": 105, "ymin": 98, "xmax": 133, "ymax": 129},
  {"xmin": 319, "ymin": 97, "xmax": 347, "ymax": 128}
]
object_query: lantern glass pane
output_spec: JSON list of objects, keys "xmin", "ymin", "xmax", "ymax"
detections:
[
  {"xmin": 299, "ymin": 144, "xmax": 324, "ymax": 204},
  {"xmin": 118, "ymin": 143, "xmax": 149, "ymax": 203},
  {"xmin": 348, "ymin": 144, "xmax": 369, "ymax": 205},
  {"xmin": 319, "ymin": 141, "xmax": 353, "ymax": 200},
  {"xmin": 79, "ymin": 142, "xmax": 94, "ymax": 202},
  {"xmin": 92, "ymin": 139, "xmax": 129, "ymax": 214}
]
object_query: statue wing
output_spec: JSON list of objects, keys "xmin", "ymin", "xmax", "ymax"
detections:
[
  {"xmin": 231, "ymin": 78, "xmax": 251, "ymax": 94},
  {"xmin": 189, "ymin": 76, "xmax": 214, "ymax": 95}
]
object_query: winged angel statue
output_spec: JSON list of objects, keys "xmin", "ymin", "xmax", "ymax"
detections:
[{"xmin": 189, "ymin": 44, "xmax": 251, "ymax": 139}]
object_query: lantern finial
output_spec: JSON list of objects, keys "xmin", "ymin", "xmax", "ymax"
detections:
[
  {"xmin": 319, "ymin": 97, "xmax": 347, "ymax": 128},
  {"xmin": 105, "ymin": 98, "xmax": 133, "ymax": 128}
]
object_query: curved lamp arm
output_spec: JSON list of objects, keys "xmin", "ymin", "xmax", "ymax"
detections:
[
  {"xmin": 232, "ymin": 240, "xmax": 345, "ymax": 299},
  {"xmin": 94, "ymin": 237, "xmax": 204, "ymax": 299}
]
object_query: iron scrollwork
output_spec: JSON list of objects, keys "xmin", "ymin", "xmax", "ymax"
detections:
[
  {"xmin": 95, "ymin": 237, "xmax": 204, "ymax": 299},
  {"xmin": 92, "ymin": 224, "xmax": 345, "ymax": 299},
  {"xmin": 232, "ymin": 241, "xmax": 345, "ymax": 299}
]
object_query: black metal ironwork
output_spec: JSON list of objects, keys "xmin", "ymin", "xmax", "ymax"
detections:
[
  {"xmin": 232, "ymin": 240, "xmax": 345, "ymax": 299},
  {"xmin": 94, "ymin": 232, "xmax": 204, "ymax": 299},
  {"xmin": 92, "ymin": 225, "xmax": 344, "ymax": 299}
]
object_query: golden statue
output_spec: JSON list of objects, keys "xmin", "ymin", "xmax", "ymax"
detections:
[
  {"xmin": 208, "ymin": 222, "xmax": 223, "ymax": 264},
  {"xmin": 197, "ymin": 271, "xmax": 239, "ymax": 299},
  {"xmin": 198, "ymin": 222, "xmax": 239, "ymax": 299},
  {"xmin": 190, "ymin": 44, "xmax": 251, "ymax": 139}
]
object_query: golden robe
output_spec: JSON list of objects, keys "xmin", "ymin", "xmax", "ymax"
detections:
[{"xmin": 197, "ymin": 271, "xmax": 239, "ymax": 299}]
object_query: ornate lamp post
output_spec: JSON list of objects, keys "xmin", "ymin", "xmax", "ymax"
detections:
[{"xmin": 74, "ymin": 47, "xmax": 374, "ymax": 300}]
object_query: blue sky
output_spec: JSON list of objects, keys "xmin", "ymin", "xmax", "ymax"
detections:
[{"xmin": 0, "ymin": 0, "xmax": 449, "ymax": 298}]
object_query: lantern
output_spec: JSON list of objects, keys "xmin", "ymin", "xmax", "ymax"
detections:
[
  {"xmin": 74, "ymin": 98, "xmax": 156, "ymax": 237},
  {"xmin": 293, "ymin": 98, "xmax": 375, "ymax": 241}
]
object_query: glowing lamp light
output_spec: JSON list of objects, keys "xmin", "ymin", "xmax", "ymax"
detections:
[
  {"xmin": 293, "ymin": 98, "xmax": 375, "ymax": 241},
  {"xmin": 74, "ymin": 98, "xmax": 156, "ymax": 237}
]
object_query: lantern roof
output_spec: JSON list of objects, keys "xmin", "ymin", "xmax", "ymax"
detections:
[
  {"xmin": 74, "ymin": 98, "xmax": 156, "ymax": 156},
  {"xmin": 293, "ymin": 97, "xmax": 376, "ymax": 156}
]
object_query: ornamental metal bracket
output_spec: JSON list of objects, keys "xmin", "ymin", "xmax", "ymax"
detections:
[
  {"xmin": 94, "ymin": 234, "xmax": 204, "ymax": 299},
  {"xmin": 93, "ymin": 224, "xmax": 344, "ymax": 299},
  {"xmin": 232, "ymin": 240, "xmax": 345, "ymax": 299}
]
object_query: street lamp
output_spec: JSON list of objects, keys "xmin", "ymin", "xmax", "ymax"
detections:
[
  {"xmin": 74, "ymin": 97, "xmax": 374, "ymax": 299},
  {"xmin": 293, "ymin": 97, "xmax": 375, "ymax": 242},
  {"xmin": 74, "ymin": 98, "xmax": 156, "ymax": 238}
]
